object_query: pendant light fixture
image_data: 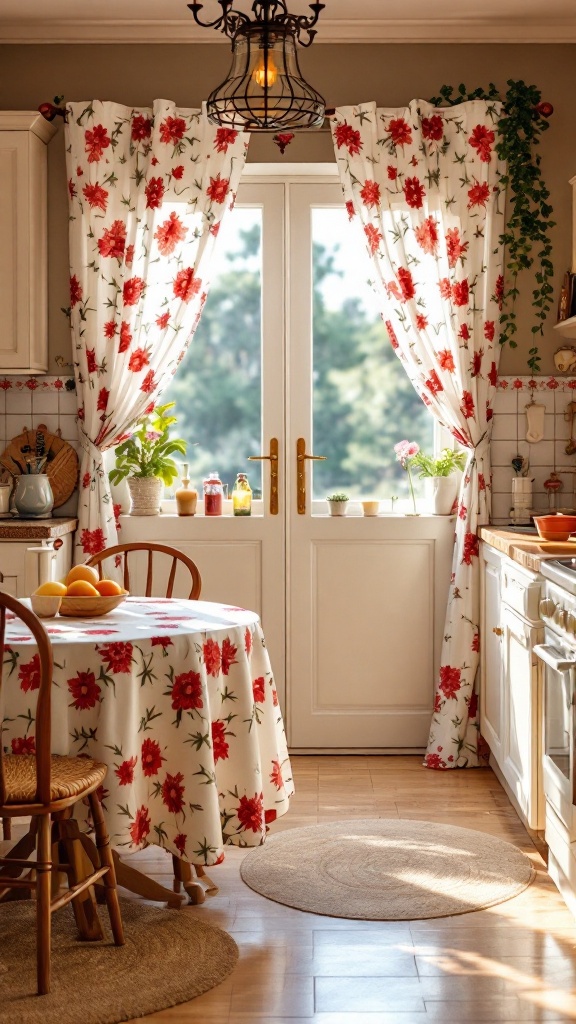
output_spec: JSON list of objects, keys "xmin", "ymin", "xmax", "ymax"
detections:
[{"xmin": 187, "ymin": 1, "xmax": 326, "ymax": 131}]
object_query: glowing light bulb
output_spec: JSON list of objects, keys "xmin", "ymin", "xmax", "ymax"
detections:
[{"xmin": 253, "ymin": 53, "xmax": 278, "ymax": 88}]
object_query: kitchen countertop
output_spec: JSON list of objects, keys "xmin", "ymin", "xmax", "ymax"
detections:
[
  {"xmin": 0, "ymin": 517, "xmax": 77, "ymax": 540},
  {"xmin": 479, "ymin": 525, "xmax": 576, "ymax": 572}
]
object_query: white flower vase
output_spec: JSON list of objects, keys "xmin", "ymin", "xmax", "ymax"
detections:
[
  {"xmin": 425, "ymin": 476, "xmax": 459, "ymax": 516},
  {"xmin": 128, "ymin": 476, "xmax": 163, "ymax": 516}
]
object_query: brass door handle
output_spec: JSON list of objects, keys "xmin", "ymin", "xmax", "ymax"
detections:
[
  {"xmin": 492, "ymin": 626, "xmax": 503, "ymax": 636},
  {"xmin": 296, "ymin": 437, "xmax": 327, "ymax": 515},
  {"xmin": 248, "ymin": 437, "xmax": 279, "ymax": 515}
]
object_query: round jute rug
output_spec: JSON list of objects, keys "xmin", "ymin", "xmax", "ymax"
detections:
[
  {"xmin": 240, "ymin": 819, "xmax": 535, "ymax": 920},
  {"xmin": 0, "ymin": 897, "xmax": 238, "ymax": 1024}
]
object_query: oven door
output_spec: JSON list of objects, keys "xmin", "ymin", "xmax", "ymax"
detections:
[{"xmin": 534, "ymin": 631, "xmax": 576, "ymax": 828}]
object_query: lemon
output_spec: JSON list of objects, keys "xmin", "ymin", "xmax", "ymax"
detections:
[{"xmin": 34, "ymin": 581, "xmax": 67, "ymax": 597}]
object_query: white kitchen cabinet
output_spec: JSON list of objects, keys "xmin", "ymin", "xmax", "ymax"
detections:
[
  {"xmin": 480, "ymin": 543, "xmax": 505, "ymax": 764},
  {"xmin": 480, "ymin": 542, "xmax": 544, "ymax": 831},
  {"xmin": 501, "ymin": 603, "xmax": 543, "ymax": 830},
  {"xmin": 0, "ymin": 520, "xmax": 75, "ymax": 597},
  {"xmin": 0, "ymin": 112, "xmax": 56, "ymax": 374}
]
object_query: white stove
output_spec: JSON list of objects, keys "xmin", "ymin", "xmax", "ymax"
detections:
[{"xmin": 535, "ymin": 557, "xmax": 576, "ymax": 916}]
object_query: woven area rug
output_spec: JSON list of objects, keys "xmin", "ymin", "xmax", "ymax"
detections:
[
  {"xmin": 0, "ymin": 897, "xmax": 237, "ymax": 1024},
  {"xmin": 240, "ymin": 819, "xmax": 535, "ymax": 920}
]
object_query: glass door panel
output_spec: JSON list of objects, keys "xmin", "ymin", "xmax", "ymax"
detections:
[
  {"xmin": 162, "ymin": 207, "xmax": 263, "ymax": 498},
  {"xmin": 311, "ymin": 207, "xmax": 434, "ymax": 504}
]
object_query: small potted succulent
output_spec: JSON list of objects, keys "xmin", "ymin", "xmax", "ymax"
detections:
[
  {"xmin": 326, "ymin": 492, "xmax": 349, "ymax": 516},
  {"xmin": 109, "ymin": 402, "xmax": 186, "ymax": 516},
  {"xmin": 410, "ymin": 447, "xmax": 467, "ymax": 515}
]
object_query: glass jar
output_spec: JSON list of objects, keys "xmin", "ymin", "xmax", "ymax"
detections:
[
  {"xmin": 232, "ymin": 473, "xmax": 252, "ymax": 516},
  {"xmin": 203, "ymin": 471, "xmax": 224, "ymax": 516},
  {"xmin": 175, "ymin": 463, "xmax": 198, "ymax": 516}
]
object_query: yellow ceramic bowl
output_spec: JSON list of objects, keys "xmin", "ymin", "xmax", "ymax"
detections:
[
  {"xmin": 30, "ymin": 594, "xmax": 63, "ymax": 618},
  {"xmin": 59, "ymin": 592, "xmax": 129, "ymax": 618}
]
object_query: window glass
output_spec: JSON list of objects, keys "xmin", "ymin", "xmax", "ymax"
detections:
[
  {"xmin": 162, "ymin": 208, "xmax": 263, "ymax": 498},
  {"xmin": 311, "ymin": 207, "xmax": 434, "ymax": 502}
]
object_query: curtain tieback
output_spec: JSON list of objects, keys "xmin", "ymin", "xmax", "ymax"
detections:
[
  {"xmin": 78, "ymin": 431, "xmax": 104, "ymax": 464},
  {"xmin": 471, "ymin": 434, "xmax": 490, "ymax": 462}
]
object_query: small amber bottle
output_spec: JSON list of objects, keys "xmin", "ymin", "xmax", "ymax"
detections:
[
  {"xmin": 232, "ymin": 473, "xmax": 252, "ymax": 516},
  {"xmin": 175, "ymin": 463, "xmax": 198, "ymax": 516}
]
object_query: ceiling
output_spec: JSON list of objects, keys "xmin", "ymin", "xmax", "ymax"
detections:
[{"xmin": 1, "ymin": 0, "xmax": 576, "ymax": 44}]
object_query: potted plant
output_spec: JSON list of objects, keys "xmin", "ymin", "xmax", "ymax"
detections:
[
  {"xmin": 326, "ymin": 492, "xmax": 349, "ymax": 516},
  {"xmin": 409, "ymin": 447, "xmax": 467, "ymax": 515},
  {"xmin": 109, "ymin": 403, "xmax": 186, "ymax": 516}
]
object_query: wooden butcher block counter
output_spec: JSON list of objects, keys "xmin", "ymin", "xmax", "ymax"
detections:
[{"xmin": 479, "ymin": 525, "xmax": 576, "ymax": 572}]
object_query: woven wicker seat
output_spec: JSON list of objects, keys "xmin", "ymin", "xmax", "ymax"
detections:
[
  {"xmin": 0, "ymin": 591, "xmax": 124, "ymax": 995},
  {"xmin": 3, "ymin": 755, "xmax": 107, "ymax": 804}
]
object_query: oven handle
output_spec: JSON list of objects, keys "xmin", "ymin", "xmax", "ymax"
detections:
[{"xmin": 534, "ymin": 643, "xmax": 576, "ymax": 673}]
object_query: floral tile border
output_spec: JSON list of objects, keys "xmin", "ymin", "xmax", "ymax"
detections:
[
  {"xmin": 0, "ymin": 372, "xmax": 572, "ymax": 395},
  {"xmin": 0, "ymin": 375, "xmax": 76, "ymax": 392},
  {"xmin": 498, "ymin": 375, "xmax": 576, "ymax": 391}
]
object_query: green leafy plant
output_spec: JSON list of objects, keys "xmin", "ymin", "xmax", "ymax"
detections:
[
  {"xmin": 109, "ymin": 402, "xmax": 187, "ymax": 487},
  {"xmin": 409, "ymin": 448, "xmax": 467, "ymax": 478},
  {"xmin": 326, "ymin": 492, "xmax": 349, "ymax": 501},
  {"xmin": 430, "ymin": 80, "xmax": 555, "ymax": 374}
]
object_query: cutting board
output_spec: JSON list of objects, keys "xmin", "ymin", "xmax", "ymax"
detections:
[{"xmin": 0, "ymin": 424, "xmax": 79, "ymax": 508}]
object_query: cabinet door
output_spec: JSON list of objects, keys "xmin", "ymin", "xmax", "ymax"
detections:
[
  {"xmin": 480, "ymin": 546, "xmax": 504, "ymax": 763},
  {"xmin": 0, "ymin": 114, "xmax": 54, "ymax": 374},
  {"xmin": 501, "ymin": 604, "xmax": 543, "ymax": 830}
]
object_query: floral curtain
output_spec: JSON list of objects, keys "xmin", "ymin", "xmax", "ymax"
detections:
[
  {"xmin": 65, "ymin": 100, "xmax": 249, "ymax": 560},
  {"xmin": 331, "ymin": 100, "xmax": 506, "ymax": 768}
]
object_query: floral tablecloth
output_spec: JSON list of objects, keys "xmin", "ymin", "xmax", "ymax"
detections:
[{"xmin": 1, "ymin": 598, "xmax": 294, "ymax": 866}]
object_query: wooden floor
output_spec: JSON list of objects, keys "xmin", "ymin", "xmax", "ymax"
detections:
[{"xmin": 116, "ymin": 755, "xmax": 576, "ymax": 1023}]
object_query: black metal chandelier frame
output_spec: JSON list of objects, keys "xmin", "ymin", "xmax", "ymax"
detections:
[
  {"xmin": 187, "ymin": 1, "xmax": 326, "ymax": 131},
  {"xmin": 187, "ymin": 1, "xmax": 325, "ymax": 47}
]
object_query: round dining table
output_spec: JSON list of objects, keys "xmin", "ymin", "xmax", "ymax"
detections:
[{"xmin": 1, "ymin": 596, "xmax": 294, "ymax": 904}]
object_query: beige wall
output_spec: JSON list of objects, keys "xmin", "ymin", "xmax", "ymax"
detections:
[{"xmin": 0, "ymin": 43, "xmax": 575, "ymax": 374}]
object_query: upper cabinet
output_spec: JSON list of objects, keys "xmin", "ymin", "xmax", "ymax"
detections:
[{"xmin": 0, "ymin": 112, "xmax": 56, "ymax": 374}]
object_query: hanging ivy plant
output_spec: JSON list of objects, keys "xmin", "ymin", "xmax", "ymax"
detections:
[{"xmin": 430, "ymin": 80, "xmax": 554, "ymax": 375}]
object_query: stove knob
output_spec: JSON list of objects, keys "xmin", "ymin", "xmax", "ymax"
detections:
[
  {"xmin": 567, "ymin": 613, "xmax": 576, "ymax": 635},
  {"xmin": 539, "ymin": 598, "xmax": 556, "ymax": 618},
  {"xmin": 554, "ymin": 606, "xmax": 567, "ymax": 629}
]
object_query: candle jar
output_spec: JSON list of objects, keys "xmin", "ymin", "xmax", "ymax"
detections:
[
  {"xmin": 232, "ymin": 473, "xmax": 252, "ymax": 516},
  {"xmin": 175, "ymin": 463, "xmax": 198, "ymax": 516},
  {"xmin": 203, "ymin": 472, "xmax": 224, "ymax": 516}
]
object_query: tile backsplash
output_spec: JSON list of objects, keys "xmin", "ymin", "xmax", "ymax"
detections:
[
  {"xmin": 0, "ymin": 376, "xmax": 79, "ymax": 517},
  {"xmin": 492, "ymin": 376, "xmax": 576, "ymax": 524},
  {"xmin": 0, "ymin": 372, "xmax": 574, "ymax": 525}
]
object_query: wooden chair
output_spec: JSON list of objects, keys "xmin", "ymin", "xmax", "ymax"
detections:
[
  {"xmin": 86, "ymin": 542, "xmax": 202, "ymax": 600},
  {"xmin": 0, "ymin": 591, "xmax": 124, "ymax": 994},
  {"xmin": 87, "ymin": 543, "xmax": 212, "ymax": 905}
]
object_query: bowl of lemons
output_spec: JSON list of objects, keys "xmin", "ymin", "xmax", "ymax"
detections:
[{"xmin": 31, "ymin": 565, "xmax": 128, "ymax": 618}]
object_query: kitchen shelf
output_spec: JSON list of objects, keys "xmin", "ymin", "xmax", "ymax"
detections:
[{"xmin": 553, "ymin": 316, "xmax": 576, "ymax": 339}]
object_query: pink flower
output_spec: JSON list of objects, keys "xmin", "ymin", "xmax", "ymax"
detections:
[{"xmin": 394, "ymin": 440, "xmax": 419, "ymax": 467}]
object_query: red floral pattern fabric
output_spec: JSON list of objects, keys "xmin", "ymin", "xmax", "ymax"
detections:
[
  {"xmin": 1, "ymin": 598, "xmax": 292, "ymax": 863},
  {"xmin": 331, "ymin": 100, "xmax": 506, "ymax": 768},
  {"xmin": 65, "ymin": 101, "xmax": 249, "ymax": 561}
]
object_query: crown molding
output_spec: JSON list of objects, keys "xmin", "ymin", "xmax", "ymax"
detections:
[
  {"xmin": 1, "ymin": 17, "xmax": 576, "ymax": 44},
  {"xmin": 0, "ymin": 110, "xmax": 57, "ymax": 142}
]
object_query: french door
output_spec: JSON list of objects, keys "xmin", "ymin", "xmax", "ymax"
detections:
[{"xmin": 123, "ymin": 172, "xmax": 453, "ymax": 750}]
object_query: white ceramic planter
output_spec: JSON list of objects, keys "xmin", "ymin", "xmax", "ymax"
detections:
[
  {"xmin": 128, "ymin": 476, "xmax": 163, "ymax": 516},
  {"xmin": 425, "ymin": 476, "xmax": 459, "ymax": 516},
  {"xmin": 327, "ymin": 500, "xmax": 348, "ymax": 516}
]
